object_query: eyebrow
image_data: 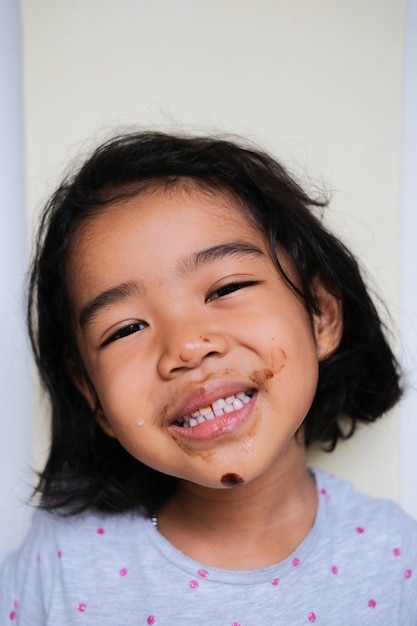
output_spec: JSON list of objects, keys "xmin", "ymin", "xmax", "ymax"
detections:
[
  {"xmin": 79, "ymin": 280, "xmax": 145, "ymax": 329},
  {"xmin": 177, "ymin": 241, "xmax": 265, "ymax": 275},
  {"xmin": 78, "ymin": 241, "xmax": 265, "ymax": 329}
]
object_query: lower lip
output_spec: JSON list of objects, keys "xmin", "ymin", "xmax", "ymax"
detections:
[{"xmin": 169, "ymin": 394, "xmax": 256, "ymax": 442}]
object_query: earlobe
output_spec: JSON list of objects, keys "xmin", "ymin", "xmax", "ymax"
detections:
[
  {"xmin": 67, "ymin": 361, "xmax": 117, "ymax": 438},
  {"xmin": 312, "ymin": 281, "xmax": 343, "ymax": 361}
]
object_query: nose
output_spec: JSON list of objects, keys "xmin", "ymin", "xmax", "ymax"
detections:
[{"xmin": 157, "ymin": 327, "xmax": 228, "ymax": 379}]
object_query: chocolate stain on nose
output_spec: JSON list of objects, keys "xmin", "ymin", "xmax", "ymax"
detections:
[{"xmin": 221, "ymin": 473, "xmax": 244, "ymax": 487}]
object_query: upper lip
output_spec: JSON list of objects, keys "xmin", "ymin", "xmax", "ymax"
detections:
[{"xmin": 166, "ymin": 378, "xmax": 256, "ymax": 425}]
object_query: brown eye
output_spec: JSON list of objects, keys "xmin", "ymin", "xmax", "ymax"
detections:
[
  {"xmin": 207, "ymin": 281, "xmax": 260, "ymax": 302},
  {"xmin": 102, "ymin": 321, "xmax": 147, "ymax": 347}
]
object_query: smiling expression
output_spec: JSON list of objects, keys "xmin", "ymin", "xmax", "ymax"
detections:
[{"xmin": 68, "ymin": 182, "xmax": 338, "ymax": 489}]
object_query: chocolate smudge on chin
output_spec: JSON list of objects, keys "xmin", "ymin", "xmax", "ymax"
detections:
[{"xmin": 221, "ymin": 473, "xmax": 245, "ymax": 487}]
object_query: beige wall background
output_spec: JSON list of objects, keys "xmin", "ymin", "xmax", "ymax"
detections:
[{"xmin": 21, "ymin": 0, "xmax": 407, "ymax": 503}]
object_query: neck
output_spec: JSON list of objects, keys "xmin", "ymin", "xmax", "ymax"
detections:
[{"xmin": 157, "ymin": 446, "xmax": 317, "ymax": 569}]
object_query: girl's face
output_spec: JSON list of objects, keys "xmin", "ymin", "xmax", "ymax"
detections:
[{"xmin": 69, "ymin": 184, "xmax": 341, "ymax": 490}]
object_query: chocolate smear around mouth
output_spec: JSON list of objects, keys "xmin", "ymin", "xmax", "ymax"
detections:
[{"xmin": 220, "ymin": 473, "xmax": 244, "ymax": 487}]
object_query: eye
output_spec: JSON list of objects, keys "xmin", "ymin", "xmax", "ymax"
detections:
[
  {"xmin": 101, "ymin": 321, "xmax": 148, "ymax": 347},
  {"xmin": 206, "ymin": 280, "xmax": 260, "ymax": 302}
]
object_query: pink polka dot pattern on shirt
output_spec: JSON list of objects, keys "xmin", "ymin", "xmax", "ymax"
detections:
[
  {"xmin": 10, "ymin": 599, "xmax": 18, "ymax": 620},
  {"xmin": 319, "ymin": 487, "xmax": 331, "ymax": 501},
  {"xmin": 198, "ymin": 569, "xmax": 209, "ymax": 578},
  {"xmin": 13, "ymin": 475, "xmax": 416, "ymax": 624}
]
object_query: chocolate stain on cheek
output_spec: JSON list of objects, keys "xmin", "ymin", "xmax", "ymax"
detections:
[
  {"xmin": 270, "ymin": 348, "xmax": 287, "ymax": 376},
  {"xmin": 251, "ymin": 348, "xmax": 287, "ymax": 388},
  {"xmin": 220, "ymin": 473, "xmax": 245, "ymax": 487}
]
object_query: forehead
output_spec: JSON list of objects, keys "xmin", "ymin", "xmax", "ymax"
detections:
[
  {"xmin": 67, "ymin": 183, "xmax": 265, "ymax": 292},
  {"xmin": 71, "ymin": 182, "xmax": 258, "ymax": 246}
]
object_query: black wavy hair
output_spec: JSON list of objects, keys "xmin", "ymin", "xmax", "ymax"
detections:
[{"xmin": 28, "ymin": 131, "xmax": 401, "ymax": 515}]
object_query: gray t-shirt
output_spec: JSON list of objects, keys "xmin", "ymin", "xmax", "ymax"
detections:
[{"xmin": 1, "ymin": 469, "xmax": 417, "ymax": 625}]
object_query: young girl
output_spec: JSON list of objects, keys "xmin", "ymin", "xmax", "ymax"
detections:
[{"xmin": 1, "ymin": 131, "xmax": 416, "ymax": 625}]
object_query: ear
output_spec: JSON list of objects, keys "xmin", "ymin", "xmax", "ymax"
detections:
[
  {"xmin": 312, "ymin": 280, "xmax": 343, "ymax": 361},
  {"xmin": 67, "ymin": 361, "xmax": 117, "ymax": 438}
]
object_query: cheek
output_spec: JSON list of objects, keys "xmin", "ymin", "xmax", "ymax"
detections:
[
  {"xmin": 262, "ymin": 320, "xmax": 319, "ymax": 414},
  {"xmin": 257, "ymin": 309, "xmax": 318, "ymax": 375},
  {"xmin": 89, "ymin": 360, "xmax": 156, "ymax": 431},
  {"xmin": 281, "ymin": 345, "xmax": 319, "ymax": 420}
]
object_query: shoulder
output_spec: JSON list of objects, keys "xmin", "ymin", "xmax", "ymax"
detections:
[
  {"xmin": 1, "ymin": 506, "xmax": 148, "ymax": 568},
  {"xmin": 0, "ymin": 509, "xmax": 58, "ymax": 621},
  {"xmin": 0, "ymin": 507, "xmax": 147, "ymax": 623},
  {"xmin": 311, "ymin": 468, "xmax": 417, "ymax": 622},
  {"xmin": 313, "ymin": 467, "xmax": 417, "ymax": 540}
]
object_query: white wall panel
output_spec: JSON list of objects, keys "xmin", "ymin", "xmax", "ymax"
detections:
[
  {"xmin": 401, "ymin": 0, "xmax": 417, "ymax": 519},
  {"xmin": 0, "ymin": 0, "xmax": 32, "ymax": 563}
]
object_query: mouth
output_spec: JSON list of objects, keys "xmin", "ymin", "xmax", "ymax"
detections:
[
  {"xmin": 168, "ymin": 387, "xmax": 257, "ymax": 442},
  {"xmin": 174, "ymin": 390, "xmax": 254, "ymax": 428}
]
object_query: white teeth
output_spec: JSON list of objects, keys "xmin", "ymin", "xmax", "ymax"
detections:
[
  {"xmin": 177, "ymin": 391, "xmax": 253, "ymax": 428},
  {"xmin": 237, "ymin": 392, "xmax": 251, "ymax": 404}
]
